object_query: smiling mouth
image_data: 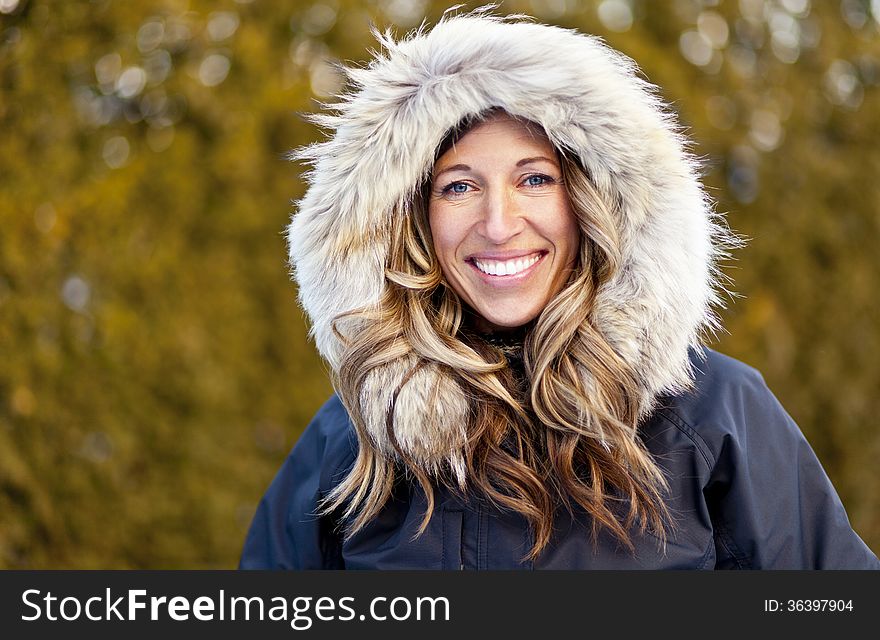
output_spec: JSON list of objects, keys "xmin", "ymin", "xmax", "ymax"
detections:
[{"xmin": 469, "ymin": 252, "xmax": 545, "ymax": 277}]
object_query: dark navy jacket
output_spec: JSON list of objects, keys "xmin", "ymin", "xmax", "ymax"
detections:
[{"xmin": 239, "ymin": 349, "xmax": 880, "ymax": 569}]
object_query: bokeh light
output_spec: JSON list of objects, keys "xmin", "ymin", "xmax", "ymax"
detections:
[{"xmin": 597, "ymin": 0, "xmax": 633, "ymax": 32}]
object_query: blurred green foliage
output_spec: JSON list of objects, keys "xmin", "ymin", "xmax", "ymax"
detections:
[{"xmin": 0, "ymin": 0, "xmax": 878, "ymax": 568}]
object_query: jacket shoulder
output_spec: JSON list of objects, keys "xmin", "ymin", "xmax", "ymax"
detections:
[
  {"xmin": 662, "ymin": 347, "xmax": 773, "ymax": 454},
  {"xmin": 238, "ymin": 394, "xmax": 357, "ymax": 569},
  {"xmin": 688, "ymin": 346, "xmax": 769, "ymax": 408},
  {"xmin": 296, "ymin": 394, "xmax": 358, "ymax": 486},
  {"xmin": 660, "ymin": 347, "xmax": 880, "ymax": 569}
]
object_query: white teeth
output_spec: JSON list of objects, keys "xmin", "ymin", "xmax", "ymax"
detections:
[{"xmin": 473, "ymin": 253, "xmax": 541, "ymax": 277}]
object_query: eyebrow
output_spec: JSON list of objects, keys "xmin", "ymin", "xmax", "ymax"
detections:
[
  {"xmin": 516, "ymin": 155, "xmax": 557, "ymax": 167},
  {"xmin": 433, "ymin": 156, "xmax": 558, "ymax": 179},
  {"xmin": 433, "ymin": 163, "xmax": 471, "ymax": 179}
]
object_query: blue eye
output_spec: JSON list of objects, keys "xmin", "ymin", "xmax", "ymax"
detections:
[
  {"xmin": 441, "ymin": 181, "xmax": 470, "ymax": 196},
  {"xmin": 525, "ymin": 174, "xmax": 552, "ymax": 186}
]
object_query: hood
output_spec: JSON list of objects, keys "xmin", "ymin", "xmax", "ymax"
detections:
[{"xmin": 286, "ymin": 11, "xmax": 736, "ymax": 475}]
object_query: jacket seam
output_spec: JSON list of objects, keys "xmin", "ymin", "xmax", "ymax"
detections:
[
  {"xmin": 696, "ymin": 530, "xmax": 716, "ymax": 569},
  {"xmin": 714, "ymin": 526, "xmax": 750, "ymax": 569},
  {"xmin": 656, "ymin": 407, "xmax": 751, "ymax": 570},
  {"xmin": 656, "ymin": 407, "xmax": 715, "ymax": 471}
]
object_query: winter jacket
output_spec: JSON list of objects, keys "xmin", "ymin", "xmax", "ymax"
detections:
[
  {"xmin": 239, "ymin": 347, "xmax": 879, "ymax": 569},
  {"xmin": 239, "ymin": 12, "xmax": 879, "ymax": 569}
]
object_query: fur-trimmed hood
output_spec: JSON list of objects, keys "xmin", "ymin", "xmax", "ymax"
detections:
[{"xmin": 286, "ymin": 10, "xmax": 735, "ymax": 479}]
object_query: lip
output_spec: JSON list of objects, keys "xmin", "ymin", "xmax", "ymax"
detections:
[
  {"xmin": 467, "ymin": 251, "xmax": 547, "ymax": 285},
  {"xmin": 466, "ymin": 249, "xmax": 545, "ymax": 261}
]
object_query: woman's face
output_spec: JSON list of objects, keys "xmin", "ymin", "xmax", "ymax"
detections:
[{"xmin": 428, "ymin": 113, "xmax": 580, "ymax": 333}]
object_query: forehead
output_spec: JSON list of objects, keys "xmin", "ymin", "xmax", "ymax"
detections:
[{"xmin": 433, "ymin": 113, "xmax": 555, "ymax": 168}]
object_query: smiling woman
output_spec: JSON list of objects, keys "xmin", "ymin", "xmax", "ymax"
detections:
[
  {"xmin": 428, "ymin": 112, "xmax": 580, "ymax": 332},
  {"xmin": 238, "ymin": 11, "xmax": 879, "ymax": 570}
]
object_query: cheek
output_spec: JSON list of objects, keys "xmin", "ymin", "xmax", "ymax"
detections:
[
  {"xmin": 428, "ymin": 208, "xmax": 461, "ymax": 267},
  {"xmin": 561, "ymin": 218, "xmax": 580, "ymax": 261},
  {"xmin": 545, "ymin": 200, "xmax": 580, "ymax": 261}
]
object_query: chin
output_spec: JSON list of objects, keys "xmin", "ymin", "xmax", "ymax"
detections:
[
  {"xmin": 486, "ymin": 317, "xmax": 533, "ymax": 329},
  {"xmin": 472, "ymin": 306, "xmax": 539, "ymax": 331}
]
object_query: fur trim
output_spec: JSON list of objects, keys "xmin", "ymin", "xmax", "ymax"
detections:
[{"xmin": 286, "ymin": 11, "xmax": 736, "ymax": 474}]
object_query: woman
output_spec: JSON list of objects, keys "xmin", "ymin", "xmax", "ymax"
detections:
[{"xmin": 239, "ymin": 12, "xmax": 879, "ymax": 569}]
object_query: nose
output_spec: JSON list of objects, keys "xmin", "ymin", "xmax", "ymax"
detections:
[{"xmin": 477, "ymin": 188, "xmax": 524, "ymax": 244}]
